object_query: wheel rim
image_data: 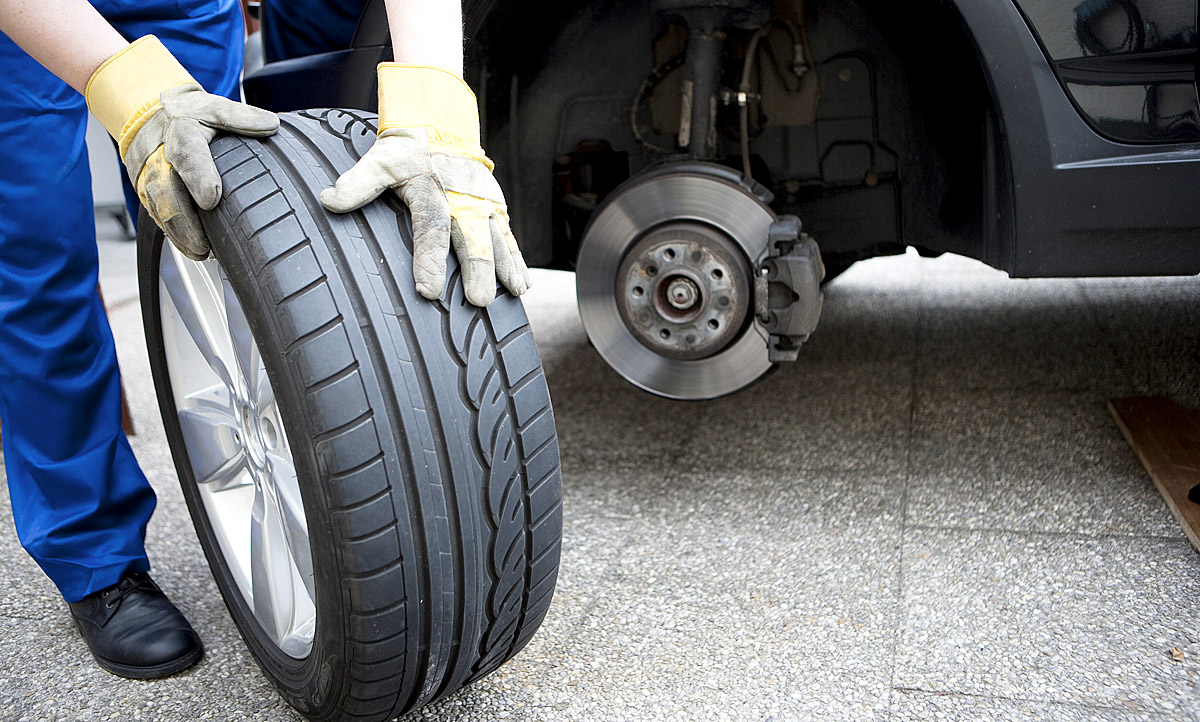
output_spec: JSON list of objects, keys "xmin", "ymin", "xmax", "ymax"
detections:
[{"xmin": 158, "ymin": 243, "xmax": 316, "ymax": 659}]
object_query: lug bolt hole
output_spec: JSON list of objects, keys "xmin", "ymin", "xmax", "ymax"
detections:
[
  {"xmin": 633, "ymin": 286, "xmax": 644, "ymax": 297},
  {"xmin": 664, "ymin": 248, "xmax": 676, "ymax": 260},
  {"xmin": 261, "ymin": 417, "xmax": 279, "ymax": 450},
  {"xmin": 711, "ymin": 269, "xmax": 723, "ymax": 280},
  {"xmin": 659, "ymin": 329, "xmax": 671, "ymax": 340},
  {"xmin": 708, "ymin": 319, "xmax": 720, "ymax": 330}
]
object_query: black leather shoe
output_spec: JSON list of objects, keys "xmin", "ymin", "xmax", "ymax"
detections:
[{"xmin": 68, "ymin": 571, "xmax": 203, "ymax": 679}]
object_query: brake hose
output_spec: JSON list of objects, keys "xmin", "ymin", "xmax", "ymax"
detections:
[
  {"xmin": 739, "ymin": 18, "xmax": 811, "ymax": 178},
  {"xmin": 630, "ymin": 52, "xmax": 688, "ymax": 157}
]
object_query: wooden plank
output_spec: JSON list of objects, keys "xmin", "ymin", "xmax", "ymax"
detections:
[{"xmin": 1109, "ymin": 396, "xmax": 1200, "ymax": 553}]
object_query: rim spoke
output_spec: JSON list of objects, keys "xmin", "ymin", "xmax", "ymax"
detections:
[
  {"xmin": 198, "ymin": 451, "xmax": 253, "ymax": 493},
  {"xmin": 267, "ymin": 451, "xmax": 314, "ymax": 598},
  {"xmin": 161, "ymin": 249, "xmax": 238, "ymax": 391},
  {"xmin": 177, "ymin": 398, "xmax": 245, "ymax": 487},
  {"xmin": 250, "ymin": 481, "xmax": 296, "ymax": 644},
  {"xmin": 222, "ymin": 274, "xmax": 260, "ymax": 402},
  {"xmin": 256, "ymin": 364, "xmax": 278, "ymax": 420}
]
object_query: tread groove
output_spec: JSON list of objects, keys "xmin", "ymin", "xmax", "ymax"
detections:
[
  {"xmin": 283, "ymin": 314, "xmax": 345, "ymax": 354},
  {"xmin": 232, "ymin": 187, "xmax": 284, "ymax": 223},
  {"xmin": 224, "ymin": 167, "xmax": 271, "ymax": 194},
  {"xmin": 327, "ymin": 451, "xmax": 386, "ymax": 482},
  {"xmin": 274, "ymin": 273, "xmax": 327, "ymax": 306},
  {"xmin": 335, "ymin": 487, "xmax": 393, "ymax": 515},
  {"xmin": 305, "ymin": 360, "xmax": 362, "ymax": 396}
]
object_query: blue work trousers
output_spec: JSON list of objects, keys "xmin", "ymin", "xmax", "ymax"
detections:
[{"xmin": 0, "ymin": 0, "xmax": 243, "ymax": 603}]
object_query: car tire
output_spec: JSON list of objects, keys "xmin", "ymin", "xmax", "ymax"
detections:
[{"xmin": 138, "ymin": 109, "xmax": 562, "ymax": 721}]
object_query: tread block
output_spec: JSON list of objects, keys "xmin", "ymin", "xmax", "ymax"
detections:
[
  {"xmin": 231, "ymin": 192, "xmax": 293, "ymax": 242},
  {"xmin": 307, "ymin": 369, "xmax": 371, "ymax": 434},
  {"xmin": 348, "ymin": 630, "xmax": 408, "ymax": 664},
  {"xmin": 524, "ymin": 439, "xmax": 561, "ymax": 493},
  {"xmin": 332, "ymin": 489, "xmax": 397, "ymax": 538},
  {"xmin": 315, "ymin": 416, "xmax": 381, "ymax": 472},
  {"xmin": 348, "ymin": 678, "xmax": 403, "ymax": 704},
  {"xmin": 530, "ymin": 518, "xmax": 563, "ymax": 560},
  {"xmin": 528, "ymin": 475, "xmax": 561, "ymax": 528},
  {"xmin": 292, "ymin": 324, "xmax": 356, "ymax": 387},
  {"xmin": 212, "ymin": 140, "xmax": 257, "ymax": 166},
  {"xmin": 342, "ymin": 529, "xmax": 403, "ymax": 575},
  {"xmin": 230, "ymin": 174, "xmax": 282, "ymax": 208},
  {"xmin": 264, "ymin": 245, "xmax": 323, "ymax": 304},
  {"xmin": 484, "ymin": 294, "xmax": 526, "ymax": 340},
  {"xmin": 347, "ymin": 566, "xmax": 408, "ymax": 613},
  {"xmin": 349, "ymin": 655, "xmax": 407, "ymax": 683},
  {"xmin": 277, "ymin": 283, "xmax": 339, "ymax": 342},
  {"xmin": 245, "ymin": 214, "xmax": 307, "ymax": 272},
  {"xmin": 220, "ymin": 156, "xmax": 267, "ymax": 193},
  {"xmin": 527, "ymin": 570, "xmax": 558, "ymax": 606},
  {"xmin": 518, "ymin": 406, "xmax": 556, "ymax": 452},
  {"xmin": 326, "ymin": 457, "xmax": 389, "ymax": 508},
  {"xmin": 511, "ymin": 375, "xmax": 552, "ymax": 427},
  {"xmin": 498, "ymin": 332, "xmax": 540, "ymax": 388}
]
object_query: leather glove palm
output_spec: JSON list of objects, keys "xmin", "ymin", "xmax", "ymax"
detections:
[
  {"xmin": 86, "ymin": 36, "xmax": 279, "ymax": 260},
  {"xmin": 321, "ymin": 64, "xmax": 530, "ymax": 307}
]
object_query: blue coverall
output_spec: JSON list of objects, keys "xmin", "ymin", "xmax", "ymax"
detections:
[{"xmin": 0, "ymin": 0, "xmax": 243, "ymax": 603}]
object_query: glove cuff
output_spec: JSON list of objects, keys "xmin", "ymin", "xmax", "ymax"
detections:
[
  {"xmin": 376, "ymin": 64, "xmax": 481, "ymax": 145},
  {"xmin": 85, "ymin": 36, "xmax": 196, "ymax": 154}
]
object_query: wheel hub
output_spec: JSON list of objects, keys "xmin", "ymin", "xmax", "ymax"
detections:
[{"xmin": 615, "ymin": 222, "xmax": 752, "ymax": 361}]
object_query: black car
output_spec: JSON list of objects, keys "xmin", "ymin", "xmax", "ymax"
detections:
[{"xmin": 247, "ymin": 0, "xmax": 1200, "ymax": 400}]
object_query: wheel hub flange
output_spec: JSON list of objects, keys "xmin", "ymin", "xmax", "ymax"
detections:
[{"xmin": 615, "ymin": 222, "xmax": 752, "ymax": 361}]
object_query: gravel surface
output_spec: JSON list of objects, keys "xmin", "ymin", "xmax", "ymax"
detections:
[{"xmin": 0, "ymin": 218, "xmax": 1197, "ymax": 721}]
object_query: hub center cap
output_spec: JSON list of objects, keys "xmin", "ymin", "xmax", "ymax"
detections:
[{"xmin": 666, "ymin": 277, "xmax": 700, "ymax": 310}]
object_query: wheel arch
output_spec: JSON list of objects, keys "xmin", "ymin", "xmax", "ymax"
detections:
[{"xmin": 854, "ymin": 0, "xmax": 1018, "ymax": 271}]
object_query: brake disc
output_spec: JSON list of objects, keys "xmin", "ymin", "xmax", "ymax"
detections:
[{"xmin": 576, "ymin": 163, "xmax": 775, "ymax": 399}]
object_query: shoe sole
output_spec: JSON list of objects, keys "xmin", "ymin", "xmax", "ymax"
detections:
[{"xmin": 90, "ymin": 642, "xmax": 204, "ymax": 680}]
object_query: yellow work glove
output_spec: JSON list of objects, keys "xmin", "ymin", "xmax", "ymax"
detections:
[
  {"xmin": 86, "ymin": 36, "xmax": 280, "ymax": 260},
  {"xmin": 320, "ymin": 64, "xmax": 531, "ymax": 307}
]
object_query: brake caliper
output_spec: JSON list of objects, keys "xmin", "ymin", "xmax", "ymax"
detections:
[{"xmin": 754, "ymin": 216, "xmax": 824, "ymax": 363}]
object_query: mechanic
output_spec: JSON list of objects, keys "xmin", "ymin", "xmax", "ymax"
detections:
[{"xmin": 0, "ymin": 0, "xmax": 523, "ymax": 680}]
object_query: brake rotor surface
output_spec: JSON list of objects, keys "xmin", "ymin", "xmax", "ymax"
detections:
[{"xmin": 577, "ymin": 166, "xmax": 775, "ymax": 399}]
